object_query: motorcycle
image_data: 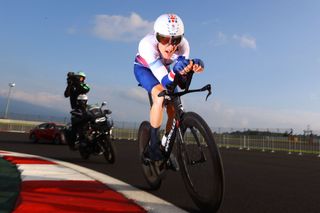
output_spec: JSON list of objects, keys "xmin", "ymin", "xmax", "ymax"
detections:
[{"xmin": 64, "ymin": 102, "xmax": 116, "ymax": 163}]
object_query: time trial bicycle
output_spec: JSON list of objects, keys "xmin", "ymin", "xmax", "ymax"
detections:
[{"xmin": 138, "ymin": 72, "xmax": 224, "ymax": 212}]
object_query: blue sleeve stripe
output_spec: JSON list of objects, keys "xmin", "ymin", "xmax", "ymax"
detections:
[{"xmin": 161, "ymin": 75, "xmax": 172, "ymax": 88}]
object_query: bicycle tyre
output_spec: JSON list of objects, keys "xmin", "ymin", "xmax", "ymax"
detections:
[
  {"xmin": 177, "ymin": 112, "xmax": 224, "ymax": 212},
  {"xmin": 103, "ymin": 135, "xmax": 116, "ymax": 164},
  {"xmin": 137, "ymin": 121, "xmax": 162, "ymax": 190}
]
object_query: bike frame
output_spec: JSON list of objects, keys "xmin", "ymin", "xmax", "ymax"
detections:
[
  {"xmin": 140, "ymin": 72, "xmax": 224, "ymax": 211},
  {"xmin": 147, "ymin": 72, "xmax": 212, "ymax": 163}
]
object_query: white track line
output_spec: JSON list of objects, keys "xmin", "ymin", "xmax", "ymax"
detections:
[
  {"xmin": 18, "ymin": 164, "xmax": 94, "ymax": 181},
  {"xmin": 1, "ymin": 150, "xmax": 187, "ymax": 213}
]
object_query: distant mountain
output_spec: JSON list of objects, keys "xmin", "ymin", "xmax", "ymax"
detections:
[{"xmin": 0, "ymin": 96, "xmax": 69, "ymax": 123}]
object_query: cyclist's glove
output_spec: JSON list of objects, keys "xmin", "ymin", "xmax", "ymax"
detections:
[
  {"xmin": 192, "ymin": 58, "xmax": 204, "ymax": 68},
  {"xmin": 173, "ymin": 56, "xmax": 190, "ymax": 74},
  {"xmin": 161, "ymin": 56, "xmax": 190, "ymax": 89}
]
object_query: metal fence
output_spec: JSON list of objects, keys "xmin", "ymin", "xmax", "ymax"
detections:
[
  {"xmin": 0, "ymin": 120, "xmax": 42, "ymax": 133},
  {"xmin": 1, "ymin": 119, "xmax": 319, "ymax": 157},
  {"xmin": 106, "ymin": 124, "xmax": 320, "ymax": 157},
  {"xmin": 215, "ymin": 134, "xmax": 320, "ymax": 156}
]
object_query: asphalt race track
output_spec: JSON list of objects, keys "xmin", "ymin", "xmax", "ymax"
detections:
[{"xmin": 1, "ymin": 132, "xmax": 320, "ymax": 213}]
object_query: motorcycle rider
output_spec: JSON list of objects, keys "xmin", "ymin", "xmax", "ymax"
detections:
[
  {"xmin": 133, "ymin": 13, "xmax": 204, "ymax": 161},
  {"xmin": 64, "ymin": 71, "xmax": 90, "ymax": 150},
  {"xmin": 70, "ymin": 94, "xmax": 90, "ymax": 148}
]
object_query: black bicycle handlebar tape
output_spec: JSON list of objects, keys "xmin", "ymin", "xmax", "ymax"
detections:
[
  {"xmin": 184, "ymin": 71, "xmax": 194, "ymax": 91},
  {"xmin": 158, "ymin": 90, "xmax": 167, "ymax": 97}
]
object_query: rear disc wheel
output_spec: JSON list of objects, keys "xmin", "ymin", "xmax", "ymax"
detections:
[{"xmin": 138, "ymin": 121, "xmax": 162, "ymax": 190}]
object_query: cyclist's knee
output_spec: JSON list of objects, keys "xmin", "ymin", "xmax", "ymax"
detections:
[
  {"xmin": 151, "ymin": 88, "xmax": 164, "ymax": 106},
  {"xmin": 151, "ymin": 84, "xmax": 164, "ymax": 96}
]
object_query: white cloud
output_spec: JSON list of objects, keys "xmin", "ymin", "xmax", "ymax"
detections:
[
  {"xmin": 87, "ymin": 85, "xmax": 150, "ymax": 122},
  {"xmin": 92, "ymin": 12, "xmax": 153, "ymax": 42},
  {"xmin": 66, "ymin": 26, "xmax": 77, "ymax": 35},
  {"xmin": 218, "ymin": 31, "xmax": 227, "ymax": 41},
  {"xmin": 183, "ymin": 96, "xmax": 320, "ymax": 134},
  {"xmin": 211, "ymin": 31, "xmax": 228, "ymax": 46},
  {"xmin": 202, "ymin": 18, "xmax": 220, "ymax": 25},
  {"xmin": 309, "ymin": 92, "xmax": 320, "ymax": 101},
  {"xmin": 0, "ymin": 89, "xmax": 68, "ymax": 111},
  {"xmin": 211, "ymin": 32, "xmax": 257, "ymax": 49},
  {"xmin": 123, "ymin": 87, "xmax": 149, "ymax": 105},
  {"xmin": 233, "ymin": 34, "xmax": 257, "ymax": 49}
]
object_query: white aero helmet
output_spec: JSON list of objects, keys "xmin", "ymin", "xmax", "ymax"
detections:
[
  {"xmin": 154, "ymin": 13, "xmax": 184, "ymax": 37},
  {"xmin": 77, "ymin": 94, "xmax": 88, "ymax": 101}
]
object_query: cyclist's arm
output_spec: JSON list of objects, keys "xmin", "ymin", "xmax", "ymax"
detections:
[
  {"xmin": 64, "ymin": 85, "xmax": 71, "ymax": 98},
  {"xmin": 138, "ymin": 38, "xmax": 175, "ymax": 88}
]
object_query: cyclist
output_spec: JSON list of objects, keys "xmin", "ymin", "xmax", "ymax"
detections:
[
  {"xmin": 133, "ymin": 13, "xmax": 204, "ymax": 161},
  {"xmin": 64, "ymin": 71, "xmax": 90, "ymax": 109}
]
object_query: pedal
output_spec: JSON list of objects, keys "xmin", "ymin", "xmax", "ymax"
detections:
[
  {"xmin": 141, "ymin": 154, "xmax": 151, "ymax": 166},
  {"xmin": 167, "ymin": 154, "xmax": 180, "ymax": 171},
  {"xmin": 153, "ymin": 160, "xmax": 167, "ymax": 178}
]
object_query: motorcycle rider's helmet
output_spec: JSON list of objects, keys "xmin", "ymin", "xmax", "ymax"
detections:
[
  {"xmin": 154, "ymin": 13, "xmax": 184, "ymax": 45},
  {"xmin": 77, "ymin": 94, "xmax": 88, "ymax": 108},
  {"xmin": 76, "ymin": 71, "xmax": 86, "ymax": 81}
]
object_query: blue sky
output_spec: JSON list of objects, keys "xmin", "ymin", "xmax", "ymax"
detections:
[{"xmin": 1, "ymin": 0, "xmax": 320, "ymax": 133}]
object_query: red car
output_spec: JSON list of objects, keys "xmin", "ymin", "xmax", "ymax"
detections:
[{"xmin": 29, "ymin": 122, "xmax": 66, "ymax": 144}]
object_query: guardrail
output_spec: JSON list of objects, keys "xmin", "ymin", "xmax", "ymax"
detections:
[
  {"xmin": 1, "ymin": 119, "xmax": 319, "ymax": 157},
  {"xmin": 215, "ymin": 134, "xmax": 320, "ymax": 156},
  {"xmin": 113, "ymin": 131, "xmax": 320, "ymax": 157},
  {"xmin": 0, "ymin": 119, "xmax": 42, "ymax": 133}
]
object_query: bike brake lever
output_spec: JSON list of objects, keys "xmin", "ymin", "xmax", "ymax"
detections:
[{"xmin": 203, "ymin": 84, "xmax": 212, "ymax": 101}]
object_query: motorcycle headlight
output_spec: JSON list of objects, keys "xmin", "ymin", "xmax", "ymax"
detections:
[{"xmin": 95, "ymin": 117, "xmax": 106, "ymax": 123}]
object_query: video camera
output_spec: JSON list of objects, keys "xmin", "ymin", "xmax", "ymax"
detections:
[{"xmin": 67, "ymin": 72, "xmax": 80, "ymax": 85}]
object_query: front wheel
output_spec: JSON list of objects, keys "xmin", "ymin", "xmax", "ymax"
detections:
[
  {"xmin": 79, "ymin": 145, "xmax": 90, "ymax": 160},
  {"xmin": 177, "ymin": 112, "xmax": 224, "ymax": 212},
  {"xmin": 137, "ymin": 121, "xmax": 162, "ymax": 190},
  {"xmin": 102, "ymin": 135, "xmax": 116, "ymax": 164}
]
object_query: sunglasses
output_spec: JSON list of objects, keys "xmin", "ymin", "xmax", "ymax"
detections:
[{"xmin": 156, "ymin": 33, "xmax": 183, "ymax": 46}]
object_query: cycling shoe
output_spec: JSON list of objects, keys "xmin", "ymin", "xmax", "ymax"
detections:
[{"xmin": 142, "ymin": 146, "xmax": 164, "ymax": 163}]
